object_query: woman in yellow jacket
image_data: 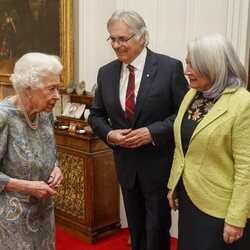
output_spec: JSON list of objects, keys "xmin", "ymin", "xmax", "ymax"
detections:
[{"xmin": 167, "ymin": 34, "xmax": 250, "ymax": 250}]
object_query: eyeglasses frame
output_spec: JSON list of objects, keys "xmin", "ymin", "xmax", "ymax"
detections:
[{"xmin": 106, "ymin": 33, "xmax": 136, "ymax": 45}]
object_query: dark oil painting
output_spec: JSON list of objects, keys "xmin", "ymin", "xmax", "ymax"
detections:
[{"xmin": 0, "ymin": 0, "xmax": 59, "ymax": 76}]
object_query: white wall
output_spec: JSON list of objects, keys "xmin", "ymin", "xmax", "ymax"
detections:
[
  {"xmin": 74, "ymin": 0, "xmax": 250, "ymax": 91},
  {"xmin": 73, "ymin": 0, "xmax": 250, "ymax": 237}
]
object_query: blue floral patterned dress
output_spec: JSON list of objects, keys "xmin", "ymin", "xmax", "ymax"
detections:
[{"xmin": 0, "ymin": 98, "xmax": 57, "ymax": 250}]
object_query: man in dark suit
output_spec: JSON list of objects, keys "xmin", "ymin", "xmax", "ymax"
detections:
[{"xmin": 88, "ymin": 10, "xmax": 188, "ymax": 250}]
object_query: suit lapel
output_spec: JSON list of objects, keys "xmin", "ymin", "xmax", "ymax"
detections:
[
  {"xmin": 175, "ymin": 88, "xmax": 235, "ymax": 151},
  {"xmin": 112, "ymin": 61, "xmax": 122, "ymax": 109},
  {"xmin": 190, "ymin": 89, "xmax": 235, "ymax": 142},
  {"xmin": 132, "ymin": 49, "xmax": 157, "ymax": 126},
  {"xmin": 112, "ymin": 61, "xmax": 131, "ymax": 125},
  {"xmin": 191, "ymin": 98, "xmax": 228, "ymax": 141}
]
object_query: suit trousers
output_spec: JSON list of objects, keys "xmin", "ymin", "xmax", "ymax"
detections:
[
  {"xmin": 121, "ymin": 176, "xmax": 171, "ymax": 250},
  {"xmin": 178, "ymin": 178, "xmax": 250, "ymax": 250}
]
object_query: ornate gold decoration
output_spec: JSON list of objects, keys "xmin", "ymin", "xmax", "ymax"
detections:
[
  {"xmin": 60, "ymin": 0, "xmax": 73, "ymax": 86},
  {"xmin": 54, "ymin": 152, "xmax": 86, "ymax": 220}
]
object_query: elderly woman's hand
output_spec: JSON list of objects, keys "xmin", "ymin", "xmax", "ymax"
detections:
[
  {"xmin": 48, "ymin": 166, "xmax": 63, "ymax": 190},
  {"xmin": 223, "ymin": 222, "xmax": 244, "ymax": 244},
  {"xmin": 4, "ymin": 178, "xmax": 57, "ymax": 199},
  {"xmin": 167, "ymin": 189, "xmax": 179, "ymax": 211},
  {"xmin": 29, "ymin": 181, "xmax": 57, "ymax": 199}
]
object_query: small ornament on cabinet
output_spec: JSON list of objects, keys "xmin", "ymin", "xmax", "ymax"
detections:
[
  {"xmin": 75, "ymin": 80, "xmax": 86, "ymax": 95},
  {"xmin": 61, "ymin": 102, "xmax": 80, "ymax": 118},
  {"xmin": 83, "ymin": 108, "xmax": 90, "ymax": 120},
  {"xmin": 66, "ymin": 80, "xmax": 76, "ymax": 94},
  {"xmin": 67, "ymin": 103, "xmax": 80, "ymax": 118},
  {"xmin": 68, "ymin": 122, "xmax": 77, "ymax": 133},
  {"xmin": 74, "ymin": 104, "xmax": 86, "ymax": 119},
  {"xmin": 91, "ymin": 83, "xmax": 98, "ymax": 96}
]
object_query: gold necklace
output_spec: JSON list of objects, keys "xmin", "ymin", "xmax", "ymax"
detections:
[{"xmin": 18, "ymin": 96, "xmax": 39, "ymax": 130}]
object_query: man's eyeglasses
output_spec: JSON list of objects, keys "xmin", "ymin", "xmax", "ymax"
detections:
[{"xmin": 106, "ymin": 34, "xmax": 135, "ymax": 45}]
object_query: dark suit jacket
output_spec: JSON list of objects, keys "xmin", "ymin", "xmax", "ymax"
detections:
[{"xmin": 88, "ymin": 48, "xmax": 188, "ymax": 191}]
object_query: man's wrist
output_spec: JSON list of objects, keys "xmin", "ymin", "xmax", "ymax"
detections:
[{"xmin": 107, "ymin": 131, "xmax": 116, "ymax": 147}]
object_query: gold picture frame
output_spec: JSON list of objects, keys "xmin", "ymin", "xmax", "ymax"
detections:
[
  {"xmin": 0, "ymin": 0, "xmax": 73, "ymax": 87},
  {"xmin": 248, "ymin": 49, "xmax": 250, "ymax": 90}
]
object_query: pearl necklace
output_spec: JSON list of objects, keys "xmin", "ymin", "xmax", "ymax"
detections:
[{"xmin": 18, "ymin": 96, "xmax": 39, "ymax": 130}]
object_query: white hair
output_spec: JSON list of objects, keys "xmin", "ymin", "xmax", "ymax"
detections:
[
  {"xmin": 188, "ymin": 33, "xmax": 246, "ymax": 98},
  {"xmin": 107, "ymin": 10, "xmax": 149, "ymax": 47},
  {"xmin": 10, "ymin": 52, "xmax": 63, "ymax": 93}
]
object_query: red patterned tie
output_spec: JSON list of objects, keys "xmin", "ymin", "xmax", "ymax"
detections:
[{"xmin": 125, "ymin": 65, "xmax": 135, "ymax": 121}]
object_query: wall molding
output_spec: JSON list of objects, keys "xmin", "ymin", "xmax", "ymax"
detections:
[{"xmin": 226, "ymin": 0, "xmax": 250, "ymax": 64}]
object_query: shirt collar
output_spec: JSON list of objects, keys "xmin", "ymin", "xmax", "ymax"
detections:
[{"xmin": 123, "ymin": 47, "xmax": 147, "ymax": 71}]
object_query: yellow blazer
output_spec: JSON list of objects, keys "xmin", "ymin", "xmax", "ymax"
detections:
[{"xmin": 168, "ymin": 87, "xmax": 250, "ymax": 227}]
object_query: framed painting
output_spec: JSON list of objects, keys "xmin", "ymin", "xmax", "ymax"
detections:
[{"xmin": 0, "ymin": 0, "xmax": 73, "ymax": 87}]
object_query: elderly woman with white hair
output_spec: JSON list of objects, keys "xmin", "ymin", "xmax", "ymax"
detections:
[
  {"xmin": 0, "ymin": 52, "xmax": 63, "ymax": 249},
  {"xmin": 167, "ymin": 34, "xmax": 250, "ymax": 250}
]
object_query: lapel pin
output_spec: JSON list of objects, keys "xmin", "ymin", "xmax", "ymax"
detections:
[{"xmin": 146, "ymin": 74, "xmax": 150, "ymax": 77}]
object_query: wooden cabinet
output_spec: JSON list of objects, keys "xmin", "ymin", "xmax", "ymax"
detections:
[{"xmin": 54, "ymin": 93, "xmax": 120, "ymax": 243}]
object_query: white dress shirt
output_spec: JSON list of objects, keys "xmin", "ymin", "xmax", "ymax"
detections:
[{"xmin": 119, "ymin": 48, "xmax": 147, "ymax": 111}]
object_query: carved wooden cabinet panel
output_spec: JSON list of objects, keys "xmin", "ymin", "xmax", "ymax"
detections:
[{"xmin": 54, "ymin": 130, "xmax": 120, "ymax": 243}]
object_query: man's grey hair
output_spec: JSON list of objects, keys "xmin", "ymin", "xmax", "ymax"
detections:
[
  {"xmin": 107, "ymin": 10, "xmax": 149, "ymax": 47},
  {"xmin": 10, "ymin": 52, "xmax": 63, "ymax": 93},
  {"xmin": 188, "ymin": 33, "xmax": 246, "ymax": 98}
]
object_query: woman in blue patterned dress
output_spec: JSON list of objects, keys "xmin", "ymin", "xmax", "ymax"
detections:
[{"xmin": 0, "ymin": 52, "xmax": 64, "ymax": 249}]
